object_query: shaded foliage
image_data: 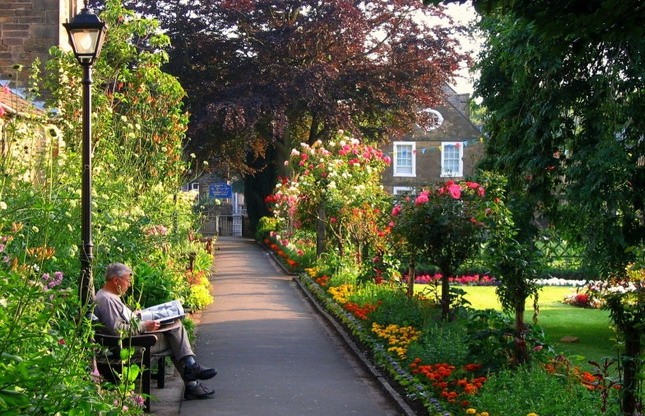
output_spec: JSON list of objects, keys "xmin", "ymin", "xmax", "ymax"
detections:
[
  {"xmin": 474, "ymin": 12, "xmax": 644, "ymax": 276},
  {"xmin": 123, "ymin": 0, "xmax": 471, "ymax": 231},
  {"xmin": 473, "ymin": 5, "xmax": 644, "ymax": 414}
]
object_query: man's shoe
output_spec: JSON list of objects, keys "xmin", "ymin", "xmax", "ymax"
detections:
[
  {"xmin": 184, "ymin": 381, "xmax": 215, "ymax": 400},
  {"xmin": 184, "ymin": 362, "xmax": 218, "ymax": 381}
]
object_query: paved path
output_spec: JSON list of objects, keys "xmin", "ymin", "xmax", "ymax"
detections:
[{"xmin": 170, "ymin": 236, "xmax": 400, "ymax": 416}]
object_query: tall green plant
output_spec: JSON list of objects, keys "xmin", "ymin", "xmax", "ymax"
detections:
[
  {"xmin": 0, "ymin": 225, "xmax": 142, "ymax": 414},
  {"xmin": 480, "ymin": 174, "xmax": 542, "ymax": 365},
  {"xmin": 0, "ymin": 1, "xmax": 210, "ymax": 413},
  {"xmin": 42, "ymin": 0, "xmax": 198, "ymax": 285}
]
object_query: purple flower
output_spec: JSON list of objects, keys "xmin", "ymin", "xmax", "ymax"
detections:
[{"xmin": 42, "ymin": 271, "xmax": 63, "ymax": 289}]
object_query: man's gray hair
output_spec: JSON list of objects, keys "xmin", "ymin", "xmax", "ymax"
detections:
[{"xmin": 105, "ymin": 263, "xmax": 132, "ymax": 280}]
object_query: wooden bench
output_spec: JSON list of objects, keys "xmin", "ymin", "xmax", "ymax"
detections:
[{"xmin": 94, "ymin": 331, "xmax": 173, "ymax": 413}]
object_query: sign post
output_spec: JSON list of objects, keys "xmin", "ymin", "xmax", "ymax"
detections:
[{"xmin": 209, "ymin": 183, "xmax": 232, "ymax": 199}]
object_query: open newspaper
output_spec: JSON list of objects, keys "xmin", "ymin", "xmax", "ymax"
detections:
[{"xmin": 139, "ymin": 300, "xmax": 185, "ymax": 324}]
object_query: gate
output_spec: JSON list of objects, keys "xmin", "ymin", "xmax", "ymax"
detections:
[{"xmin": 212, "ymin": 215, "xmax": 244, "ymax": 236}]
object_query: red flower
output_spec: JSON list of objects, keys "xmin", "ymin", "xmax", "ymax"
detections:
[
  {"xmin": 447, "ymin": 183, "xmax": 462, "ymax": 199},
  {"xmin": 415, "ymin": 192, "xmax": 430, "ymax": 205}
]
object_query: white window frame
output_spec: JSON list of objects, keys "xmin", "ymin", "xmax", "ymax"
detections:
[
  {"xmin": 190, "ymin": 182, "xmax": 200, "ymax": 192},
  {"xmin": 392, "ymin": 186, "xmax": 415, "ymax": 196},
  {"xmin": 393, "ymin": 142, "xmax": 416, "ymax": 177},
  {"xmin": 441, "ymin": 142, "xmax": 464, "ymax": 178}
]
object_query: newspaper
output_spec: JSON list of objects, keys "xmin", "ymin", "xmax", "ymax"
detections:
[{"xmin": 139, "ymin": 300, "xmax": 185, "ymax": 324}]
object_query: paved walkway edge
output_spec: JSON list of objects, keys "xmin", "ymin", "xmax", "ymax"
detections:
[{"xmin": 292, "ymin": 277, "xmax": 418, "ymax": 416}]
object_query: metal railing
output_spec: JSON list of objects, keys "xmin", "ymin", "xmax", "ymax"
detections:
[{"xmin": 200, "ymin": 215, "xmax": 244, "ymax": 237}]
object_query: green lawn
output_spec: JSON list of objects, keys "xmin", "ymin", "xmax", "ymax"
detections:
[{"xmin": 434, "ymin": 285, "xmax": 615, "ymax": 366}]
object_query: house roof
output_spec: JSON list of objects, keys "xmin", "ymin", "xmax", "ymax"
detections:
[
  {"xmin": 0, "ymin": 81, "xmax": 45, "ymax": 118},
  {"xmin": 406, "ymin": 84, "xmax": 481, "ymax": 142}
]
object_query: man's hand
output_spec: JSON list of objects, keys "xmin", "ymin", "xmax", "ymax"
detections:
[{"xmin": 144, "ymin": 320, "xmax": 160, "ymax": 332}]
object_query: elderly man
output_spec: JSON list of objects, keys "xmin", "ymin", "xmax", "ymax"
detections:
[{"xmin": 94, "ymin": 262, "xmax": 216, "ymax": 400}]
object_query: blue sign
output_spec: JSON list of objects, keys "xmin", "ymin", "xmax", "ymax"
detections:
[{"xmin": 209, "ymin": 183, "xmax": 232, "ymax": 199}]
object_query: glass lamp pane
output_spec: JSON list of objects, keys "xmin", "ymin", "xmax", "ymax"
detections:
[{"xmin": 71, "ymin": 29, "xmax": 99, "ymax": 55}]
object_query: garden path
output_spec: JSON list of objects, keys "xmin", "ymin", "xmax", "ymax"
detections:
[{"xmin": 155, "ymin": 236, "xmax": 400, "ymax": 416}]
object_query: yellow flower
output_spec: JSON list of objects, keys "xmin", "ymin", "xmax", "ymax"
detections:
[
  {"xmin": 527, "ymin": 413, "xmax": 539, "ymax": 416},
  {"xmin": 466, "ymin": 408, "xmax": 477, "ymax": 414},
  {"xmin": 481, "ymin": 413, "xmax": 489, "ymax": 416}
]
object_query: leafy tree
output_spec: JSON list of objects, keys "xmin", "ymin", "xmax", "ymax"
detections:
[
  {"xmin": 473, "ymin": 8, "xmax": 644, "ymax": 415},
  {"xmin": 426, "ymin": 0, "xmax": 645, "ymax": 44},
  {"xmin": 475, "ymin": 12, "xmax": 644, "ymax": 273},
  {"xmin": 124, "ymin": 0, "xmax": 471, "ymax": 231}
]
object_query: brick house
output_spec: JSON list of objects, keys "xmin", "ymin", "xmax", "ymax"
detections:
[
  {"xmin": 0, "ymin": 0, "xmax": 79, "ymax": 86},
  {"xmin": 381, "ymin": 85, "xmax": 484, "ymax": 194}
]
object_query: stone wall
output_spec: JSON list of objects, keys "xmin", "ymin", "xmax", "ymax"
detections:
[{"xmin": 0, "ymin": 0, "xmax": 77, "ymax": 85}]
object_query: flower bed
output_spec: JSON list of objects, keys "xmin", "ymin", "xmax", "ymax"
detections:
[
  {"xmin": 296, "ymin": 272, "xmax": 452, "ymax": 416},
  {"xmin": 294, "ymin": 266, "xmax": 623, "ymax": 416},
  {"xmin": 411, "ymin": 274, "xmax": 497, "ymax": 286}
]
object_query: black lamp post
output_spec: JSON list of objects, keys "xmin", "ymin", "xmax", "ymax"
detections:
[{"xmin": 63, "ymin": 2, "xmax": 106, "ymax": 308}]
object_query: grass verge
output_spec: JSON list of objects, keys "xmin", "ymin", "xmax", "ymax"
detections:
[{"xmin": 418, "ymin": 285, "xmax": 616, "ymax": 366}]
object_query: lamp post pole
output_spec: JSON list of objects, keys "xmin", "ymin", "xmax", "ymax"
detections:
[
  {"xmin": 79, "ymin": 61, "xmax": 94, "ymax": 308},
  {"xmin": 63, "ymin": 3, "xmax": 106, "ymax": 309}
]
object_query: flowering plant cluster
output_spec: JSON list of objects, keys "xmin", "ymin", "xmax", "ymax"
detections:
[
  {"xmin": 410, "ymin": 358, "xmax": 487, "ymax": 409},
  {"xmin": 390, "ymin": 180, "xmax": 492, "ymax": 317},
  {"xmin": 262, "ymin": 232, "xmax": 307, "ymax": 271},
  {"xmin": 143, "ymin": 224, "xmax": 169, "ymax": 236},
  {"xmin": 343, "ymin": 301, "xmax": 380, "ymax": 320},
  {"xmin": 543, "ymin": 354, "xmax": 622, "ymax": 404},
  {"xmin": 467, "ymin": 412, "xmax": 539, "ymax": 416},
  {"xmin": 561, "ymin": 265, "xmax": 643, "ymax": 319},
  {"xmin": 328, "ymin": 284, "xmax": 355, "ymax": 304},
  {"xmin": 266, "ymin": 134, "xmax": 392, "ymax": 261},
  {"xmin": 372, "ymin": 323, "xmax": 421, "ymax": 359},
  {"xmin": 315, "ymin": 275, "xmax": 330, "ymax": 287},
  {"xmin": 41, "ymin": 271, "xmax": 64, "ymax": 290},
  {"xmin": 411, "ymin": 273, "xmax": 497, "ymax": 286},
  {"xmin": 560, "ymin": 278, "xmax": 607, "ymax": 308}
]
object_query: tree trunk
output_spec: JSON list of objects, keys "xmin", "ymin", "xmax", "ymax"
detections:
[
  {"xmin": 440, "ymin": 267, "xmax": 451, "ymax": 320},
  {"xmin": 515, "ymin": 306, "xmax": 528, "ymax": 365},
  {"xmin": 243, "ymin": 146, "xmax": 278, "ymax": 234},
  {"xmin": 621, "ymin": 326, "xmax": 641, "ymax": 416},
  {"xmin": 316, "ymin": 204, "xmax": 326, "ymax": 257},
  {"xmin": 407, "ymin": 264, "xmax": 415, "ymax": 298}
]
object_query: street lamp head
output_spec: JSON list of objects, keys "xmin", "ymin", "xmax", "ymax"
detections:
[{"xmin": 63, "ymin": 6, "xmax": 107, "ymax": 66}]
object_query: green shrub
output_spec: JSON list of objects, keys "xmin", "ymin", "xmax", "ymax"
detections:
[
  {"xmin": 0, "ymin": 265, "xmax": 136, "ymax": 414},
  {"xmin": 347, "ymin": 281, "xmax": 392, "ymax": 305},
  {"xmin": 130, "ymin": 261, "xmax": 181, "ymax": 307},
  {"xmin": 187, "ymin": 284, "xmax": 213, "ymax": 311},
  {"xmin": 464, "ymin": 309, "xmax": 550, "ymax": 372},
  {"xmin": 256, "ymin": 216, "xmax": 280, "ymax": 241},
  {"xmin": 407, "ymin": 320, "xmax": 469, "ymax": 365},
  {"xmin": 315, "ymin": 252, "xmax": 361, "ymax": 287},
  {"xmin": 470, "ymin": 365, "xmax": 620, "ymax": 416},
  {"xmin": 368, "ymin": 289, "xmax": 428, "ymax": 328}
]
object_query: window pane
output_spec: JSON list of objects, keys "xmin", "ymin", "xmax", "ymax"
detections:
[
  {"xmin": 395, "ymin": 144, "xmax": 413, "ymax": 174},
  {"xmin": 442, "ymin": 144, "xmax": 461, "ymax": 176}
]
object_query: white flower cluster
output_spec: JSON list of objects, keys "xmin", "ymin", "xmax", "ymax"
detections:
[
  {"xmin": 535, "ymin": 277, "xmax": 600, "ymax": 287},
  {"xmin": 605, "ymin": 283, "xmax": 638, "ymax": 294}
]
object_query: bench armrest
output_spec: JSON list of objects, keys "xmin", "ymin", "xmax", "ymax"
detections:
[{"xmin": 95, "ymin": 333, "xmax": 158, "ymax": 348}]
